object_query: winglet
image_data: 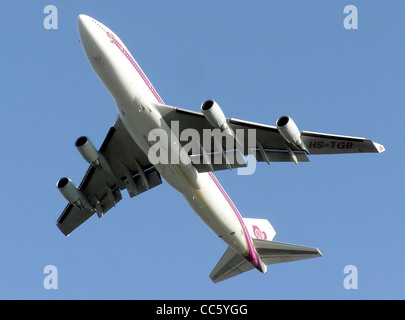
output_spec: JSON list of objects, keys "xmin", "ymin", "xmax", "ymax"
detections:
[{"xmin": 373, "ymin": 142, "xmax": 385, "ymax": 153}]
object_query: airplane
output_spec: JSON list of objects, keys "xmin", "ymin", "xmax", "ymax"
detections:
[{"xmin": 56, "ymin": 14, "xmax": 385, "ymax": 283}]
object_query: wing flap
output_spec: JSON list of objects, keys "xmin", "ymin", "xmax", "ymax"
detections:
[
  {"xmin": 57, "ymin": 205, "xmax": 94, "ymax": 236},
  {"xmin": 255, "ymin": 149, "xmax": 309, "ymax": 163},
  {"xmin": 190, "ymin": 150, "xmax": 247, "ymax": 173}
]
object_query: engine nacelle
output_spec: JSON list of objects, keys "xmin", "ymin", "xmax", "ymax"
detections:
[
  {"xmin": 56, "ymin": 177, "xmax": 92, "ymax": 210},
  {"xmin": 201, "ymin": 100, "xmax": 228, "ymax": 130},
  {"xmin": 276, "ymin": 116, "xmax": 308, "ymax": 153},
  {"xmin": 76, "ymin": 136, "xmax": 100, "ymax": 167}
]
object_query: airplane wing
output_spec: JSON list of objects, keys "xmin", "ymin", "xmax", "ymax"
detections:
[
  {"xmin": 56, "ymin": 117, "xmax": 162, "ymax": 236},
  {"xmin": 155, "ymin": 103, "xmax": 384, "ymax": 171}
]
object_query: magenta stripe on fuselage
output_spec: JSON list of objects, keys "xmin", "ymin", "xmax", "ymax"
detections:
[
  {"xmin": 108, "ymin": 31, "xmax": 261, "ymax": 270},
  {"xmin": 207, "ymin": 172, "xmax": 261, "ymax": 269},
  {"xmin": 107, "ymin": 31, "xmax": 164, "ymax": 104}
]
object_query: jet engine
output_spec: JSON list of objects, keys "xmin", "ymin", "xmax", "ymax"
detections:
[
  {"xmin": 75, "ymin": 136, "xmax": 115, "ymax": 178},
  {"xmin": 200, "ymin": 99, "xmax": 247, "ymax": 154},
  {"xmin": 276, "ymin": 116, "xmax": 309, "ymax": 153},
  {"xmin": 56, "ymin": 177, "xmax": 92, "ymax": 211},
  {"xmin": 76, "ymin": 136, "xmax": 101, "ymax": 167},
  {"xmin": 201, "ymin": 100, "xmax": 228, "ymax": 130}
]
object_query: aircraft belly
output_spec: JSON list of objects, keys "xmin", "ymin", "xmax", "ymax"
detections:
[
  {"xmin": 119, "ymin": 100, "xmax": 249, "ymax": 255},
  {"xmin": 94, "ymin": 28, "xmax": 249, "ymax": 256},
  {"xmin": 182, "ymin": 173, "xmax": 249, "ymax": 256}
]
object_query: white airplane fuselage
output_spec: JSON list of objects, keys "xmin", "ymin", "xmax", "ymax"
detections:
[{"xmin": 77, "ymin": 15, "xmax": 266, "ymax": 273}]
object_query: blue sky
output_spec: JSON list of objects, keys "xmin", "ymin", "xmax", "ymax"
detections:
[{"xmin": 0, "ymin": 1, "xmax": 403, "ymax": 299}]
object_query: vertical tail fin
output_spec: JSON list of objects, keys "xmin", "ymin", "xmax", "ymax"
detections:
[{"xmin": 243, "ymin": 218, "xmax": 276, "ymax": 241}]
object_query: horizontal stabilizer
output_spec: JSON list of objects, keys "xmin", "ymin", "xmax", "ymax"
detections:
[
  {"xmin": 210, "ymin": 239, "xmax": 322, "ymax": 283},
  {"xmin": 209, "ymin": 247, "xmax": 254, "ymax": 283},
  {"xmin": 252, "ymin": 238, "xmax": 322, "ymax": 265}
]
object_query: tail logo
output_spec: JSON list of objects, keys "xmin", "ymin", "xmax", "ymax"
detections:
[{"xmin": 252, "ymin": 225, "xmax": 267, "ymax": 240}]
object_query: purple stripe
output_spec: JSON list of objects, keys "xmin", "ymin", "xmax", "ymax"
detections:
[
  {"xmin": 109, "ymin": 31, "xmax": 261, "ymax": 271},
  {"xmin": 107, "ymin": 32, "xmax": 164, "ymax": 104},
  {"xmin": 207, "ymin": 172, "xmax": 261, "ymax": 270}
]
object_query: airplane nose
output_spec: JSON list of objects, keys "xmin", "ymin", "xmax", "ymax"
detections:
[
  {"xmin": 77, "ymin": 14, "xmax": 91, "ymax": 37},
  {"xmin": 77, "ymin": 14, "xmax": 100, "ymax": 60},
  {"xmin": 77, "ymin": 14, "xmax": 91, "ymax": 25},
  {"xmin": 77, "ymin": 14, "xmax": 100, "ymax": 53}
]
